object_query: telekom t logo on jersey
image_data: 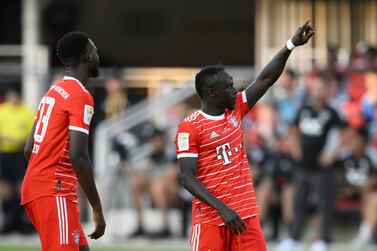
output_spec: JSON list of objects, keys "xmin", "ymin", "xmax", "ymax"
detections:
[{"xmin": 216, "ymin": 142, "xmax": 233, "ymax": 165}]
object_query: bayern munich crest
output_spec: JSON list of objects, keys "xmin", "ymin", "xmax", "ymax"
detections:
[
  {"xmin": 73, "ymin": 230, "xmax": 80, "ymax": 245},
  {"xmin": 229, "ymin": 116, "xmax": 238, "ymax": 128}
]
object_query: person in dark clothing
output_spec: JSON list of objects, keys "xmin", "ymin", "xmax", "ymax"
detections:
[
  {"xmin": 277, "ymin": 72, "xmax": 344, "ymax": 251},
  {"xmin": 127, "ymin": 128, "xmax": 178, "ymax": 238},
  {"xmin": 336, "ymin": 127, "xmax": 377, "ymax": 246}
]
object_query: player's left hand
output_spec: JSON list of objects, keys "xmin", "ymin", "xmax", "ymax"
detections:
[
  {"xmin": 290, "ymin": 20, "xmax": 315, "ymax": 46},
  {"xmin": 88, "ymin": 208, "xmax": 106, "ymax": 239}
]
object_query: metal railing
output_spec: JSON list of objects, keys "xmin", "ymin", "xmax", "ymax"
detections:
[{"xmin": 94, "ymin": 81, "xmax": 196, "ymax": 176}]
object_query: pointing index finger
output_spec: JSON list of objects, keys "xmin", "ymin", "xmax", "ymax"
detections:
[{"xmin": 303, "ymin": 19, "xmax": 310, "ymax": 28}]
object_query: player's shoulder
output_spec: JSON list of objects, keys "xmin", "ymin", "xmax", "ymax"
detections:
[
  {"xmin": 177, "ymin": 111, "xmax": 202, "ymax": 132},
  {"xmin": 182, "ymin": 110, "xmax": 202, "ymax": 124},
  {"xmin": 59, "ymin": 77, "xmax": 91, "ymax": 97},
  {"xmin": 64, "ymin": 80, "xmax": 93, "ymax": 106}
]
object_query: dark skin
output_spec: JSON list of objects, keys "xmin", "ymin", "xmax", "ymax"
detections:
[
  {"xmin": 24, "ymin": 39, "xmax": 105, "ymax": 251},
  {"xmin": 179, "ymin": 21, "xmax": 314, "ymax": 235}
]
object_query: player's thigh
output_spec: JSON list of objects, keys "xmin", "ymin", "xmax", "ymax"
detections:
[
  {"xmin": 37, "ymin": 196, "xmax": 85, "ymax": 251},
  {"xmin": 190, "ymin": 223, "xmax": 228, "ymax": 251},
  {"xmin": 231, "ymin": 216, "xmax": 267, "ymax": 251}
]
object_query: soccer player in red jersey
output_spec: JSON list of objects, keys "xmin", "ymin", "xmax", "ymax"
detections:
[
  {"xmin": 175, "ymin": 21, "xmax": 314, "ymax": 251},
  {"xmin": 21, "ymin": 32, "xmax": 105, "ymax": 251}
]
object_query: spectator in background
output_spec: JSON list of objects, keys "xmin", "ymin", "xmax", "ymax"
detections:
[
  {"xmin": 269, "ymin": 144, "xmax": 295, "ymax": 240},
  {"xmin": 273, "ymin": 69, "xmax": 304, "ymax": 133},
  {"xmin": 259, "ymin": 69, "xmax": 301, "ymax": 239},
  {"xmin": 103, "ymin": 77, "xmax": 127, "ymax": 119},
  {"xmin": 277, "ymin": 72, "xmax": 344, "ymax": 251},
  {"xmin": 126, "ymin": 128, "xmax": 178, "ymax": 238},
  {"xmin": 0, "ymin": 89, "xmax": 35, "ymax": 234},
  {"xmin": 335, "ymin": 127, "xmax": 377, "ymax": 246},
  {"xmin": 244, "ymin": 105, "xmax": 273, "ymax": 227},
  {"xmin": 359, "ymin": 71, "xmax": 377, "ymax": 167}
]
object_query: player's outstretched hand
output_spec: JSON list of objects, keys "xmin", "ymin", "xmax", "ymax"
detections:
[
  {"xmin": 88, "ymin": 208, "xmax": 106, "ymax": 239},
  {"xmin": 218, "ymin": 204, "xmax": 248, "ymax": 235},
  {"xmin": 290, "ymin": 20, "xmax": 315, "ymax": 46}
]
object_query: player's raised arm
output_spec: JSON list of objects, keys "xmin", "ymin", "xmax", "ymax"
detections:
[
  {"xmin": 69, "ymin": 130, "xmax": 106, "ymax": 239},
  {"xmin": 245, "ymin": 20, "xmax": 314, "ymax": 109},
  {"xmin": 178, "ymin": 157, "xmax": 247, "ymax": 235}
]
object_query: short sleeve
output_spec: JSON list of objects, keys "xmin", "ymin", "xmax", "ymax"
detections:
[
  {"xmin": 236, "ymin": 91, "xmax": 250, "ymax": 118},
  {"xmin": 66, "ymin": 92, "xmax": 94, "ymax": 135},
  {"xmin": 175, "ymin": 122, "xmax": 199, "ymax": 158}
]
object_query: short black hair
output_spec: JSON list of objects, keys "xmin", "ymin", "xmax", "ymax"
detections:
[
  {"xmin": 195, "ymin": 64, "xmax": 225, "ymax": 98},
  {"xmin": 56, "ymin": 32, "xmax": 89, "ymax": 67}
]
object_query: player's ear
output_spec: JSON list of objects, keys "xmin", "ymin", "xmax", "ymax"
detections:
[
  {"xmin": 207, "ymin": 87, "xmax": 216, "ymax": 98},
  {"xmin": 83, "ymin": 48, "xmax": 91, "ymax": 63},
  {"xmin": 83, "ymin": 42, "xmax": 93, "ymax": 63}
]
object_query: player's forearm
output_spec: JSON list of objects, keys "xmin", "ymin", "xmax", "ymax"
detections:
[
  {"xmin": 72, "ymin": 156, "xmax": 103, "ymax": 211},
  {"xmin": 252, "ymin": 20, "xmax": 314, "ymax": 90},
  {"xmin": 180, "ymin": 173, "xmax": 227, "ymax": 211},
  {"xmin": 245, "ymin": 46, "xmax": 291, "ymax": 107},
  {"xmin": 256, "ymin": 46, "xmax": 291, "ymax": 86}
]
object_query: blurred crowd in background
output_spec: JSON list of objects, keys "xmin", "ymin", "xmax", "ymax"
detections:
[{"xmin": 0, "ymin": 41, "xmax": 376, "ymax": 248}]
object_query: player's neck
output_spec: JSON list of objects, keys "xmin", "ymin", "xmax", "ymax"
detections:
[
  {"xmin": 64, "ymin": 66, "xmax": 89, "ymax": 86},
  {"xmin": 201, "ymin": 103, "xmax": 225, "ymax": 116}
]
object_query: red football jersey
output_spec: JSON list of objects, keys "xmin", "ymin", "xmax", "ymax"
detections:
[
  {"xmin": 21, "ymin": 76, "xmax": 94, "ymax": 205},
  {"xmin": 175, "ymin": 91, "xmax": 258, "ymax": 226}
]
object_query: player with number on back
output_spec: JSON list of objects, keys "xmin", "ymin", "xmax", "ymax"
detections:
[
  {"xmin": 21, "ymin": 32, "xmax": 105, "ymax": 251},
  {"xmin": 175, "ymin": 21, "xmax": 314, "ymax": 251}
]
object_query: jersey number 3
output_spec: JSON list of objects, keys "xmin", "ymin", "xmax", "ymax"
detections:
[{"xmin": 34, "ymin": 97, "xmax": 55, "ymax": 143}]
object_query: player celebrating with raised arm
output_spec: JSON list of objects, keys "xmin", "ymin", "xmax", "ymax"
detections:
[
  {"xmin": 175, "ymin": 21, "xmax": 314, "ymax": 251},
  {"xmin": 21, "ymin": 32, "xmax": 105, "ymax": 251}
]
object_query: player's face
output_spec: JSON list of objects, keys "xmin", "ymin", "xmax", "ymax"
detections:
[
  {"xmin": 311, "ymin": 78, "xmax": 329, "ymax": 102},
  {"xmin": 215, "ymin": 72, "xmax": 237, "ymax": 110},
  {"xmin": 87, "ymin": 39, "xmax": 100, "ymax": 78}
]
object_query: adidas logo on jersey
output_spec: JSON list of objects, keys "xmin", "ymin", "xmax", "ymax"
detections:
[{"xmin": 210, "ymin": 131, "xmax": 219, "ymax": 139}]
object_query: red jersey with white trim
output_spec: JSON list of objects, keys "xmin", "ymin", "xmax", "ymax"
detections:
[
  {"xmin": 21, "ymin": 76, "xmax": 94, "ymax": 205},
  {"xmin": 175, "ymin": 91, "xmax": 258, "ymax": 226}
]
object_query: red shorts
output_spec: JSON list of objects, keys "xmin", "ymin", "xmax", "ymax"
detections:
[
  {"xmin": 190, "ymin": 216, "xmax": 267, "ymax": 251},
  {"xmin": 24, "ymin": 196, "xmax": 88, "ymax": 251}
]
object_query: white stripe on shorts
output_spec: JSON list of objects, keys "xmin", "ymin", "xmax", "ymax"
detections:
[
  {"xmin": 195, "ymin": 224, "xmax": 201, "ymax": 251},
  {"xmin": 62, "ymin": 197, "xmax": 69, "ymax": 245},
  {"xmin": 191, "ymin": 224, "xmax": 197, "ymax": 251},
  {"xmin": 56, "ymin": 197, "xmax": 63, "ymax": 244},
  {"xmin": 56, "ymin": 196, "xmax": 69, "ymax": 245},
  {"xmin": 191, "ymin": 224, "xmax": 201, "ymax": 251}
]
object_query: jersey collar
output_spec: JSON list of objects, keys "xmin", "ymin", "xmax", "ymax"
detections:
[
  {"xmin": 199, "ymin": 110, "xmax": 225, "ymax": 120},
  {"xmin": 63, "ymin": 76, "xmax": 89, "ymax": 93}
]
